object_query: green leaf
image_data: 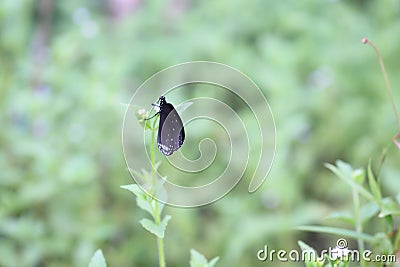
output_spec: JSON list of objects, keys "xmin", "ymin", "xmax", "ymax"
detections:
[
  {"xmin": 140, "ymin": 218, "xmax": 158, "ymax": 237},
  {"xmin": 120, "ymin": 184, "xmax": 144, "ymax": 197},
  {"xmin": 297, "ymin": 241, "xmax": 324, "ymax": 267},
  {"xmin": 120, "ymin": 184, "xmax": 154, "ymax": 217},
  {"xmin": 367, "ymin": 160, "xmax": 382, "ymax": 205},
  {"xmin": 208, "ymin": 257, "xmax": 220, "ymax": 267},
  {"xmin": 336, "ymin": 160, "xmax": 353, "ymax": 175},
  {"xmin": 137, "ymin": 196, "xmax": 154, "ymax": 217},
  {"xmin": 325, "ymin": 210, "xmax": 354, "ymax": 225},
  {"xmin": 352, "ymin": 168, "xmax": 365, "ymax": 184},
  {"xmin": 130, "ymin": 168, "xmax": 151, "ymax": 184},
  {"xmin": 372, "ymin": 233, "xmax": 393, "ymax": 254},
  {"xmin": 139, "ymin": 215, "xmax": 171, "ymax": 238},
  {"xmin": 325, "ymin": 162, "xmax": 373, "ymax": 201},
  {"xmin": 88, "ymin": 249, "xmax": 106, "ymax": 267},
  {"xmin": 359, "ymin": 201, "xmax": 379, "ymax": 224},
  {"xmin": 190, "ymin": 249, "xmax": 219, "ymax": 267},
  {"xmin": 126, "ymin": 168, "xmax": 153, "ymax": 186},
  {"xmin": 121, "ymin": 181, "xmax": 169, "ymax": 219},
  {"xmin": 190, "ymin": 249, "xmax": 208, "ymax": 267},
  {"xmin": 296, "ymin": 226, "xmax": 374, "ymax": 242},
  {"xmin": 396, "ymin": 192, "xmax": 400, "ymax": 205},
  {"xmin": 160, "ymin": 215, "xmax": 172, "ymax": 235},
  {"xmin": 384, "ymin": 215, "xmax": 394, "ymax": 234},
  {"xmin": 379, "ymin": 197, "xmax": 400, "ymax": 217}
]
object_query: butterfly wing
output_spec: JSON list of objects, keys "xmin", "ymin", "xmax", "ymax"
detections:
[{"xmin": 157, "ymin": 102, "xmax": 185, "ymax": 156}]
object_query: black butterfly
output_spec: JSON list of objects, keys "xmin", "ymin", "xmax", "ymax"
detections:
[{"xmin": 150, "ymin": 96, "xmax": 185, "ymax": 156}]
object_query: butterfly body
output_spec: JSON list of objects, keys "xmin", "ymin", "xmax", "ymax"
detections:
[{"xmin": 155, "ymin": 96, "xmax": 185, "ymax": 156}]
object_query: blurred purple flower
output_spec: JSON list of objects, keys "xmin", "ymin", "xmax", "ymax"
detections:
[{"xmin": 108, "ymin": 0, "xmax": 141, "ymax": 19}]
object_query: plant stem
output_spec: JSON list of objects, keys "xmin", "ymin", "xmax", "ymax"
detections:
[
  {"xmin": 393, "ymin": 228, "xmax": 400, "ymax": 253},
  {"xmin": 151, "ymin": 125, "xmax": 156, "ymax": 186},
  {"xmin": 352, "ymin": 189, "xmax": 366, "ymax": 267},
  {"xmin": 151, "ymin": 129, "xmax": 166, "ymax": 267},
  {"xmin": 363, "ymin": 38, "xmax": 400, "ymax": 131},
  {"xmin": 156, "ymin": 233, "xmax": 166, "ymax": 267}
]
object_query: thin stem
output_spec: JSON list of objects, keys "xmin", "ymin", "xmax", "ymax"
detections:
[
  {"xmin": 393, "ymin": 228, "xmax": 400, "ymax": 253},
  {"xmin": 352, "ymin": 189, "xmax": 366, "ymax": 267},
  {"xmin": 151, "ymin": 127, "xmax": 166, "ymax": 267},
  {"xmin": 156, "ymin": 233, "xmax": 166, "ymax": 267},
  {"xmin": 363, "ymin": 38, "xmax": 400, "ymax": 131},
  {"xmin": 151, "ymin": 128, "xmax": 156, "ymax": 186}
]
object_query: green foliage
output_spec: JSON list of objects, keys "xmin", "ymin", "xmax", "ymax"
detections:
[
  {"xmin": 190, "ymin": 249, "xmax": 219, "ymax": 267},
  {"xmin": 325, "ymin": 161, "xmax": 372, "ymax": 201},
  {"xmin": 297, "ymin": 241, "xmax": 325, "ymax": 267},
  {"xmin": 121, "ymin": 184, "xmax": 171, "ymax": 239},
  {"xmin": 88, "ymin": 250, "xmax": 106, "ymax": 267},
  {"xmin": 139, "ymin": 216, "xmax": 171, "ymax": 239},
  {"xmin": 120, "ymin": 112, "xmax": 172, "ymax": 266},
  {"xmin": 121, "ymin": 184, "xmax": 163, "ymax": 220},
  {"xmin": 299, "ymin": 160, "xmax": 400, "ymax": 266},
  {"xmin": 121, "ymin": 108, "xmax": 220, "ymax": 266},
  {"xmin": 367, "ymin": 160, "xmax": 382, "ymax": 206},
  {"xmin": 1, "ymin": 0, "xmax": 400, "ymax": 266}
]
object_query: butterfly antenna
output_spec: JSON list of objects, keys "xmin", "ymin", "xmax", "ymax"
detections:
[
  {"xmin": 145, "ymin": 111, "xmax": 159, "ymax": 121},
  {"xmin": 144, "ymin": 100, "xmax": 161, "ymax": 121}
]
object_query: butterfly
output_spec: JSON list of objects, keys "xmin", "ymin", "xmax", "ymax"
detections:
[{"xmin": 149, "ymin": 96, "xmax": 185, "ymax": 156}]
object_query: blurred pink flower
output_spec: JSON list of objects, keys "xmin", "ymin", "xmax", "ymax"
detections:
[{"xmin": 109, "ymin": 0, "xmax": 141, "ymax": 19}]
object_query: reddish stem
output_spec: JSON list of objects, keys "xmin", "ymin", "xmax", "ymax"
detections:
[
  {"xmin": 362, "ymin": 38, "xmax": 400, "ymax": 149},
  {"xmin": 362, "ymin": 38, "xmax": 400, "ymax": 131}
]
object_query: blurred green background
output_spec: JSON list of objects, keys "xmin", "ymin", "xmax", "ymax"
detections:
[{"xmin": 1, "ymin": 0, "xmax": 400, "ymax": 266}]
